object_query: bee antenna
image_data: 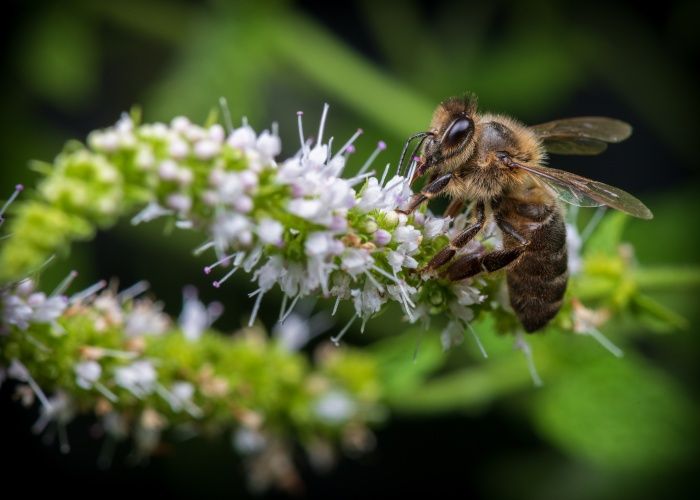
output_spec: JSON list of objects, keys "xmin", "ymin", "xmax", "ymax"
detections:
[{"xmin": 397, "ymin": 131, "xmax": 429, "ymax": 177}]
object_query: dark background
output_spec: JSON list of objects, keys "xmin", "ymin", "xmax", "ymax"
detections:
[{"xmin": 2, "ymin": 0, "xmax": 699, "ymax": 498}]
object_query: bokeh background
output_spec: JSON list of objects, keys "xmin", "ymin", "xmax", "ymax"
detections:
[{"xmin": 2, "ymin": 0, "xmax": 699, "ymax": 498}]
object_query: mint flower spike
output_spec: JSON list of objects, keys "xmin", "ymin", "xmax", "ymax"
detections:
[
  {"xmin": 111, "ymin": 103, "xmax": 491, "ymax": 344},
  {"xmin": 1, "ymin": 273, "xmax": 383, "ymax": 486}
]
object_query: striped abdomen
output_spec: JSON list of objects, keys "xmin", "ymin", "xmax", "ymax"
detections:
[{"xmin": 498, "ymin": 200, "xmax": 568, "ymax": 333}]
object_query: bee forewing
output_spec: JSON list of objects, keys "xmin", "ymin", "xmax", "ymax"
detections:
[{"xmin": 517, "ymin": 163, "xmax": 653, "ymax": 219}]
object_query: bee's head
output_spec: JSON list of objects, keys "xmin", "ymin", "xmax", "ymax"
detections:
[{"xmin": 399, "ymin": 94, "xmax": 478, "ymax": 182}]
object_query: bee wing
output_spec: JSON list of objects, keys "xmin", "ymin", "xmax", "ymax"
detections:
[
  {"xmin": 514, "ymin": 162, "xmax": 653, "ymax": 219},
  {"xmin": 531, "ymin": 117, "xmax": 633, "ymax": 156}
]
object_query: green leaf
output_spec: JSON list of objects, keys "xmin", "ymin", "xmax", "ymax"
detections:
[
  {"xmin": 268, "ymin": 13, "xmax": 434, "ymax": 138},
  {"xmin": 18, "ymin": 8, "xmax": 98, "ymax": 108},
  {"xmin": 583, "ymin": 211, "xmax": 628, "ymax": 257},
  {"xmin": 532, "ymin": 356, "xmax": 698, "ymax": 471}
]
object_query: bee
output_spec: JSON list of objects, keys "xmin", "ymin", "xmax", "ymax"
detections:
[{"xmin": 399, "ymin": 94, "xmax": 652, "ymax": 333}]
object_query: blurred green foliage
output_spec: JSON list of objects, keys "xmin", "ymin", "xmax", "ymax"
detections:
[{"xmin": 2, "ymin": 0, "xmax": 699, "ymax": 498}]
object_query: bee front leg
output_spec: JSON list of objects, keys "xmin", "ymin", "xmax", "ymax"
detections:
[
  {"xmin": 423, "ymin": 201, "xmax": 486, "ymax": 271},
  {"xmin": 398, "ymin": 173, "xmax": 452, "ymax": 215}
]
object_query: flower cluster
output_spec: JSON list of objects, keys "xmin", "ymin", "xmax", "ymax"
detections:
[
  {"xmin": 0, "ymin": 273, "xmax": 382, "ymax": 491},
  {"xmin": 77, "ymin": 105, "xmax": 514, "ymax": 346}
]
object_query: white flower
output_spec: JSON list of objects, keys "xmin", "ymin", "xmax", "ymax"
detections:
[
  {"xmin": 424, "ymin": 217, "xmax": 451, "ymax": 239},
  {"xmin": 373, "ymin": 229, "xmax": 391, "ymax": 246},
  {"xmin": 314, "ymin": 390, "xmax": 356, "ymax": 424},
  {"xmin": 75, "ymin": 360, "xmax": 102, "ymax": 389},
  {"xmin": 233, "ymin": 195, "xmax": 253, "ymax": 214},
  {"xmin": 356, "ymin": 178, "xmax": 384, "ymax": 212},
  {"xmin": 452, "ymin": 282, "xmax": 484, "ymax": 306},
  {"xmin": 256, "ymin": 130, "xmax": 281, "ymax": 158},
  {"xmin": 341, "ymin": 249, "xmax": 373, "ymax": 277},
  {"xmin": 212, "ymin": 213, "xmax": 252, "ymax": 248},
  {"xmin": 178, "ymin": 286, "xmax": 222, "ymax": 341},
  {"xmin": 393, "ymin": 225, "xmax": 422, "ymax": 254},
  {"xmin": 233, "ymin": 428, "xmax": 267, "ymax": 454},
  {"xmin": 273, "ymin": 314, "xmax": 311, "ymax": 351},
  {"xmin": 194, "ymin": 139, "xmax": 221, "ymax": 160},
  {"xmin": 167, "ymin": 193, "xmax": 192, "ymax": 213},
  {"xmin": 124, "ymin": 302, "xmax": 169, "ymax": 337},
  {"xmin": 305, "ymin": 232, "xmax": 338, "ymax": 258},
  {"xmin": 131, "ymin": 201, "xmax": 173, "ymax": 225},
  {"xmin": 308, "ymin": 145, "xmax": 328, "ymax": 166},
  {"xmin": 114, "ymin": 360, "xmax": 157, "ymax": 398},
  {"xmin": 208, "ymin": 124, "xmax": 225, "ymax": 142},
  {"xmin": 168, "ymin": 138, "xmax": 189, "ymax": 159},
  {"xmin": 2, "ymin": 281, "xmax": 67, "ymax": 330},
  {"xmin": 171, "ymin": 381, "xmax": 195, "ymax": 402},
  {"xmin": 28, "ymin": 293, "xmax": 68, "ymax": 323},
  {"xmin": 258, "ymin": 219, "xmax": 284, "ymax": 246},
  {"xmin": 227, "ymin": 125, "xmax": 257, "ymax": 150},
  {"xmin": 171, "ymin": 116, "xmax": 191, "ymax": 132},
  {"xmin": 158, "ymin": 160, "xmax": 179, "ymax": 180},
  {"xmin": 351, "ymin": 280, "xmax": 385, "ymax": 317},
  {"xmin": 255, "ymin": 256, "xmax": 286, "ymax": 293},
  {"xmin": 2, "ymin": 294, "xmax": 34, "ymax": 330},
  {"xmin": 288, "ymin": 198, "xmax": 323, "ymax": 220}
]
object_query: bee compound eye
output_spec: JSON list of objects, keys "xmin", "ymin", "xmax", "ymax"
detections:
[{"xmin": 443, "ymin": 117, "xmax": 472, "ymax": 148}]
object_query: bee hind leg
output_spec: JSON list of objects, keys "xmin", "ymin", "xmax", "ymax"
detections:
[{"xmin": 445, "ymin": 245, "xmax": 526, "ymax": 281}]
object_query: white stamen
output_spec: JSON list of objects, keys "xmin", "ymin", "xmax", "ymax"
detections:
[
  {"xmin": 332, "ymin": 296, "xmax": 341, "ymax": 316},
  {"xmin": 204, "ymin": 253, "xmax": 235, "ymax": 275},
  {"xmin": 345, "ymin": 171, "xmax": 375, "ymax": 187},
  {"xmin": 69, "ymin": 280, "xmax": 107, "ymax": 304},
  {"xmin": 95, "ymin": 383, "xmax": 118, "ymax": 402},
  {"xmin": 51, "ymin": 270, "xmax": 78, "ymax": 297},
  {"xmin": 465, "ymin": 321, "xmax": 488, "ymax": 358},
  {"xmin": 586, "ymin": 327, "xmax": 624, "ymax": 358},
  {"xmin": 333, "ymin": 129, "xmax": 363, "ymax": 162},
  {"xmin": 0, "ymin": 184, "xmax": 23, "ymax": 221},
  {"xmin": 363, "ymin": 271, "xmax": 384, "ymax": 293},
  {"xmin": 278, "ymin": 294, "xmax": 288, "ymax": 322},
  {"xmin": 280, "ymin": 295, "xmax": 300, "ymax": 323},
  {"xmin": 26, "ymin": 333, "xmax": 50, "ymax": 352},
  {"xmin": 380, "ymin": 162, "xmax": 391, "ymax": 186},
  {"xmin": 317, "ymin": 103, "xmax": 330, "ymax": 146},
  {"xmin": 9, "ymin": 360, "xmax": 53, "ymax": 411},
  {"xmin": 117, "ymin": 281, "xmax": 150, "ymax": 303},
  {"xmin": 360, "ymin": 316, "xmax": 369, "ymax": 333},
  {"xmin": 193, "ymin": 241, "xmax": 215, "ymax": 256},
  {"xmin": 581, "ymin": 206, "xmax": 607, "ymax": 242},
  {"xmin": 248, "ymin": 291, "xmax": 265, "ymax": 327},
  {"xmin": 357, "ymin": 141, "xmax": 386, "ymax": 176},
  {"xmin": 297, "ymin": 111, "xmax": 306, "ymax": 151},
  {"xmin": 331, "ymin": 315, "xmax": 357, "ymax": 346},
  {"xmin": 514, "ymin": 332, "xmax": 543, "ymax": 387},
  {"xmin": 212, "ymin": 265, "xmax": 240, "ymax": 288}
]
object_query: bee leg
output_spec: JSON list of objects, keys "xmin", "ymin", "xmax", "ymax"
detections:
[
  {"xmin": 398, "ymin": 173, "xmax": 452, "ymax": 215},
  {"xmin": 442, "ymin": 199, "xmax": 465, "ymax": 218},
  {"xmin": 423, "ymin": 201, "xmax": 485, "ymax": 270},
  {"xmin": 445, "ymin": 245, "xmax": 526, "ymax": 281},
  {"xmin": 445, "ymin": 222, "xmax": 530, "ymax": 281}
]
